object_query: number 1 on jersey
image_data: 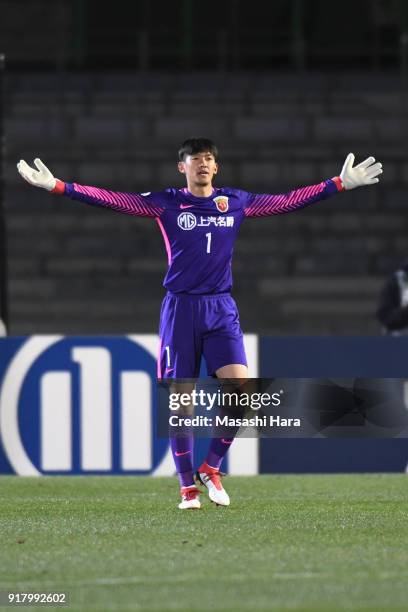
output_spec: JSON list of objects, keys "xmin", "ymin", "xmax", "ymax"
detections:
[{"xmin": 205, "ymin": 232, "xmax": 212, "ymax": 254}]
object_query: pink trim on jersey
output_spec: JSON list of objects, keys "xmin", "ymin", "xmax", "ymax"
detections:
[
  {"xmin": 156, "ymin": 217, "xmax": 172, "ymax": 265},
  {"xmin": 72, "ymin": 184, "xmax": 164, "ymax": 217},
  {"xmin": 244, "ymin": 181, "xmax": 327, "ymax": 218},
  {"xmin": 157, "ymin": 338, "xmax": 163, "ymax": 378}
]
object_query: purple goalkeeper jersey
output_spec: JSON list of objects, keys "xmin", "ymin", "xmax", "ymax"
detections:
[{"xmin": 62, "ymin": 178, "xmax": 342, "ymax": 294}]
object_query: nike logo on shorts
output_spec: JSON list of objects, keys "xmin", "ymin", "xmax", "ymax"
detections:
[{"xmin": 175, "ymin": 450, "xmax": 191, "ymax": 457}]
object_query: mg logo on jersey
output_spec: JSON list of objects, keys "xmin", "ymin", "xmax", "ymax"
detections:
[
  {"xmin": 0, "ymin": 336, "xmax": 174, "ymax": 476},
  {"xmin": 177, "ymin": 212, "xmax": 197, "ymax": 230},
  {"xmin": 213, "ymin": 196, "xmax": 229, "ymax": 213}
]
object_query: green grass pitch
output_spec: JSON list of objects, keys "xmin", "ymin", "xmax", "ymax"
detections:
[{"xmin": 0, "ymin": 474, "xmax": 407, "ymax": 611}]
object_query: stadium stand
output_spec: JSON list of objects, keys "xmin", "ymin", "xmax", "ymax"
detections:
[{"xmin": 4, "ymin": 72, "xmax": 408, "ymax": 334}]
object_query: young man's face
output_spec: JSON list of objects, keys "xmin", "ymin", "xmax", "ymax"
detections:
[{"xmin": 178, "ymin": 151, "xmax": 218, "ymax": 187}]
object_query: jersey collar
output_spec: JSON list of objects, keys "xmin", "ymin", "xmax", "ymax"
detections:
[{"xmin": 178, "ymin": 187, "xmax": 219, "ymax": 202}]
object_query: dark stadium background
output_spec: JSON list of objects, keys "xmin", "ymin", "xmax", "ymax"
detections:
[
  {"xmin": 1, "ymin": 8, "xmax": 408, "ymax": 611},
  {"xmin": 1, "ymin": 0, "xmax": 408, "ymax": 335}
]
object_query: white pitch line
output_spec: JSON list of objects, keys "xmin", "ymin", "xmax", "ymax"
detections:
[{"xmin": 1, "ymin": 570, "xmax": 408, "ymax": 591}]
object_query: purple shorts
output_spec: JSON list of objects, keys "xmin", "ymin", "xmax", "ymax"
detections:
[{"xmin": 157, "ymin": 292, "xmax": 247, "ymax": 378}]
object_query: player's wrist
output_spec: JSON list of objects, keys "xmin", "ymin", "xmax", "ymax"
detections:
[
  {"xmin": 332, "ymin": 176, "xmax": 345, "ymax": 192},
  {"xmin": 51, "ymin": 179, "xmax": 65, "ymax": 194}
]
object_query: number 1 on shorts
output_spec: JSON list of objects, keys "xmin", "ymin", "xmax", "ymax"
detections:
[{"xmin": 165, "ymin": 345, "xmax": 171, "ymax": 367}]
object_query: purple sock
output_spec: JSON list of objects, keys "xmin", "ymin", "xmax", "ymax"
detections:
[
  {"xmin": 206, "ymin": 437, "xmax": 234, "ymax": 470},
  {"xmin": 170, "ymin": 435, "xmax": 194, "ymax": 488}
]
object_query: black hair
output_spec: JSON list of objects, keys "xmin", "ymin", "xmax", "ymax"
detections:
[{"xmin": 178, "ymin": 138, "xmax": 218, "ymax": 162}]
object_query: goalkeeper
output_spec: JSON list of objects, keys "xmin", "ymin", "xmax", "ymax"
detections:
[{"xmin": 17, "ymin": 139, "xmax": 382, "ymax": 509}]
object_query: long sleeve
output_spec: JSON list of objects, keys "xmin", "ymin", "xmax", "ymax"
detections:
[
  {"xmin": 377, "ymin": 275, "xmax": 408, "ymax": 331},
  {"xmin": 53, "ymin": 180, "xmax": 165, "ymax": 218},
  {"xmin": 243, "ymin": 177, "xmax": 343, "ymax": 218}
]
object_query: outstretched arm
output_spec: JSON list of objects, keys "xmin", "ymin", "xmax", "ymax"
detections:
[
  {"xmin": 17, "ymin": 158, "xmax": 164, "ymax": 218},
  {"xmin": 244, "ymin": 153, "xmax": 382, "ymax": 218}
]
